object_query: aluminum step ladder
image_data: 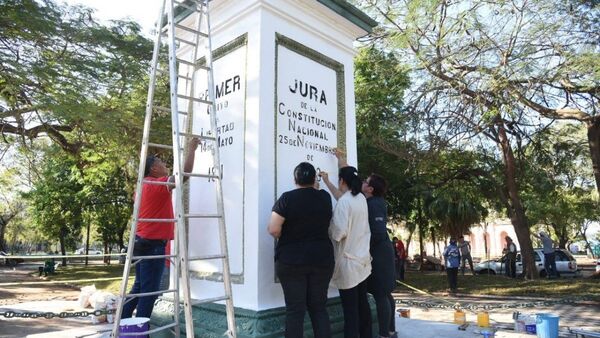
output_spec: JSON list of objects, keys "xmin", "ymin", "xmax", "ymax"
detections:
[{"xmin": 111, "ymin": 0, "xmax": 236, "ymax": 337}]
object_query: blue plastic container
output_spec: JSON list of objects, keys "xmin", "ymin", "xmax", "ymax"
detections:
[{"xmin": 536, "ymin": 313, "xmax": 559, "ymax": 338}]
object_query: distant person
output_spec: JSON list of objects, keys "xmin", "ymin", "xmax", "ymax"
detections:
[
  {"xmin": 362, "ymin": 174, "xmax": 397, "ymax": 338},
  {"xmin": 534, "ymin": 231, "xmax": 557, "ymax": 278},
  {"xmin": 121, "ymin": 138, "xmax": 199, "ymax": 319},
  {"xmin": 458, "ymin": 237, "xmax": 474, "ymax": 275},
  {"xmin": 443, "ymin": 238, "xmax": 461, "ymax": 293},
  {"xmin": 322, "ymin": 149, "xmax": 372, "ymax": 338},
  {"xmin": 267, "ymin": 162, "xmax": 334, "ymax": 338},
  {"xmin": 393, "ymin": 237, "xmax": 407, "ymax": 281},
  {"xmin": 505, "ymin": 236, "xmax": 517, "ymax": 278}
]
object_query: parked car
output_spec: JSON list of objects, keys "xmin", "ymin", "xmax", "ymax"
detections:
[
  {"xmin": 474, "ymin": 248, "xmax": 578, "ymax": 277},
  {"xmin": 0, "ymin": 251, "xmax": 25, "ymax": 266},
  {"xmin": 75, "ymin": 248, "xmax": 102, "ymax": 255}
]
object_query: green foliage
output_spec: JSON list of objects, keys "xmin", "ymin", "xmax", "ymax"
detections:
[
  {"xmin": 24, "ymin": 148, "xmax": 85, "ymax": 251},
  {"xmin": 0, "ymin": 0, "xmax": 164, "ymax": 251},
  {"xmin": 0, "ymin": 0, "xmax": 154, "ymax": 153},
  {"xmin": 354, "ymin": 46, "xmax": 412, "ymax": 220}
]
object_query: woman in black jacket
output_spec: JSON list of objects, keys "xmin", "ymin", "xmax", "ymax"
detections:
[{"xmin": 363, "ymin": 174, "xmax": 397, "ymax": 338}]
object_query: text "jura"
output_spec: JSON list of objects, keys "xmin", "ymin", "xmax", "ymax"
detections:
[{"xmin": 289, "ymin": 79, "xmax": 327, "ymax": 105}]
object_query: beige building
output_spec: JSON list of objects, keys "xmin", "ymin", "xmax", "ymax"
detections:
[{"xmin": 402, "ymin": 219, "xmax": 520, "ymax": 260}]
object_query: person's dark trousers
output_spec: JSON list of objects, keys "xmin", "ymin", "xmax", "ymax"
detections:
[
  {"xmin": 396, "ymin": 259, "xmax": 405, "ymax": 281},
  {"xmin": 339, "ymin": 279, "xmax": 372, "ymax": 338},
  {"xmin": 275, "ymin": 261, "xmax": 334, "ymax": 338},
  {"xmin": 544, "ymin": 252, "xmax": 557, "ymax": 278},
  {"xmin": 370, "ymin": 289, "xmax": 394, "ymax": 337},
  {"xmin": 446, "ymin": 267, "xmax": 458, "ymax": 291},
  {"xmin": 505, "ymin": 257, "xmax": 517, "ymax": 278},
  {"xmin": 461, "ymin": 254, "xmax": 474, "ymax": 275},
  {"xmin": 387, "ymin": 293, "xmax": 395, "ymax": 333},
  {"xmin": 122, "ymin": 237, "xmax": 166, "ymax": 319}
]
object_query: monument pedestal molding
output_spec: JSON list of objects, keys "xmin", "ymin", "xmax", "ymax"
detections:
[{"xmin": 151, "ymin": 0, "xmax": 377, "ymax": 336}]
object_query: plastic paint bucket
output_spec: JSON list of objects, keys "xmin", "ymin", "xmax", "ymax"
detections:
[
  {"xmin": 536, "ymin": 313, "xmax": 559, "ymax": 338},
  {"xmin": 454, "ymin": 310, "xmax": 466, "ymax": 325},
  {"xmin": 477, "ymin": 311, "xmax": 490, "ymax": 327},
  {"xmin": 398, "ymin": 308, "xmax": 410, "ymax": 318},
  {"xmin": 525, "ymin": 323, "xmax": 537, "ymax": 334},
  {"xmin": 119, "ymin": 317, "xmax": 150, "ymax": 338}
]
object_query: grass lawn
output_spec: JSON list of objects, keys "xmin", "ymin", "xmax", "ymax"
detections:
[
  {"xmin": 35, "ymin": 264, "xmax": 135, "ymax": 294},
  {"xmin": 396, "ymin": 271, "xmax": 600, "ymax": 299}
]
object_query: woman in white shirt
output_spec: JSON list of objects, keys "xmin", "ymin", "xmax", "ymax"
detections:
[{"xmin": 322, "ymin": 165, "xmax": 372, "ymax": 338}]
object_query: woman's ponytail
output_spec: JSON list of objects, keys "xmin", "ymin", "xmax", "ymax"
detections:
[{"xmin": 339, "ymin": 166, "xmax": 362, "ymax": 196}]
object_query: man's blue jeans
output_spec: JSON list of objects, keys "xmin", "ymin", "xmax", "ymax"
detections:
[{"xmin": 122, "ymin": 237, "xmax": 166, "ymax": 319}]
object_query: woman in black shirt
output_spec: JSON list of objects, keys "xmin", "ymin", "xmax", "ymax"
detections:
[
  {"xmin": 267, "ymin": 162, "xmax": 334, "ymax": 338},
  {"xmin": 363, "ymin": 174, "xmax": 397, "ymax": 338}
]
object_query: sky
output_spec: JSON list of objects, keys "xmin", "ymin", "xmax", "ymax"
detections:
[{"xmin": 61, "ymin": 0, "xmax": 160, "ymax": 36}]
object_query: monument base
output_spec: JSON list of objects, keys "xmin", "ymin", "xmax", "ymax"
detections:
[{"xmin": 150, "ymin": 296, "xmax": 378, "ymax": 337}]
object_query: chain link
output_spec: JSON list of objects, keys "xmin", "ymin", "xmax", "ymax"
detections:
[
  {"xmin": 0, "ymin": 309, "xmax": 115, "ymax": 319},
  {"xmin": 395, "ymin": 295, "xmax": 596, "ymax": 311}
]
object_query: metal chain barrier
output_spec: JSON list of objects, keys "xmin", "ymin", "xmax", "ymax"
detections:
[
  {"xmin": 0, "ymin": 309, "xmax": 115, "ymax": 319},
  {"xmin": 395, "ymin": 295, "xmax": 597, "ymax": 311}
]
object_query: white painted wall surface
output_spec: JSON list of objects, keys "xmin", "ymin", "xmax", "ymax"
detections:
[{"xmin": 178, "ymin": 0, "xmax": 368, "ymax": 311}]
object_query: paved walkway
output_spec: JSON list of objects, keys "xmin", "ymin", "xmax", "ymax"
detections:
[{"xmin": 393, "ymin": 291, "xmax": 600, "ymax": 336}]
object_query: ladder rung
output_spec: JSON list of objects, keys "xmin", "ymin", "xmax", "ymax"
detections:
[
  {"xmin": 142, "ymin": 179, "xmax": 176, "ymax": 187},
  {"xmin": 196, "ymin": 64, "xmax": 210, "ymax": 71},
  {"xmin": 177, "ymin": 58, "xmax": 196, "ymax": 67},
  {"xmin": 154, "ymin": 106, "xmax": 188, "ymax": 116},
  {"xmin": 180, "ymin": 132, "xmax": 216, "ymax": 141},
  {"xmin": 174, "ymin": 23, "xmax": 208, "ymax": 38},
  {"xmin": 177, "ymin": 94, "xmax": 212, "ymax": 105},
  {"xmin": 179, "ymin": 74, "xmax": 193, "ymax": 81},
  {"xmin": 185, "ymin": 213, "xmax": 222, "ymax": 218},
  {"xmin": 148, "ymin": 142, "xmax": 173, "ymax": 150},
  {"xmin": 169, "ymin": 24, "xmax": 208, "ymax": 38},
  {"xmin": 175, "ymin": 59, "xmax": 211, "ymax": 72},
  {"xmin": 182, "ymin": 172, "xmax": 220, "ymax": 179},
  {"xmin": 126, "ymin": 289, "xmax": 177, "ymax": 298},
  {"xmin": 137, "ymin": 218, "xmax": 177, "ymax": 223},
  {"xmin": 188, "ymin": 254, "xmax": 226, "ymax": 261},
  {"xmin": 191, "ymin": 295, "xmax": 229, "ymax": 306},
  {"xmin": 131, "ymin": 254, "xmax": 177, "ymax": 260},
  {"xmin": 119, "ymin": 322, "xmax": 177, "ymax": 336},
  {"xmin": 174, "ymin": 36, "xmax": 197, "ymax": 46}
]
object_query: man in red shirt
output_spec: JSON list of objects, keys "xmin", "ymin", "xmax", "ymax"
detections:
[
  {"xmin": 122, "ymin": 138, "xmax": 199, "ymax": 319},
  {"xmin": 394, "ymin": 237, "xmax": 407, "ymax": 281}
]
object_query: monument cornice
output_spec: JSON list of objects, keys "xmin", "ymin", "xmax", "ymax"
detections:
[{"xmin": 172, "ymin": 0, "xmax": 377, "ymax": 37}]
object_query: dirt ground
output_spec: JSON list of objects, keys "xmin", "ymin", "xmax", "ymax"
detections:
[
  {"xmin": 0, "ymin": 264, "xmax": 79, "ymax": 306},
  {"xmin": 0, "ymin": 264, "xmax": 85, "ymax": 338}
]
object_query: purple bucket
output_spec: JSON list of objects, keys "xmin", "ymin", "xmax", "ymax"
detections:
[{"xmin": 119, "ymin": 317, "xmax": 150, "ymax": 338}]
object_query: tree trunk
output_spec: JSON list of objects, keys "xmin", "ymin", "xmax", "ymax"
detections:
[
  {"xmin": 431, "ymin": 229, "xmax": 437, "ymax": 257},
  {"xmin": 0, "ymin": 213, "xmax": 17, "ymax": 252},
  {"xmin": 417, "ymin": 198, "xmax": 426, "ymax": 270},
  {"xmin": 0, "ymin": 218, "xmax": 7, "ymax": 252},
  {"xmin": 405, "ymin": 227, "xmax": 414, "ymax": 258},
  {"xmin": 59, "ymin": 228, "xmax": 67, "ymax": 267},
  {"xmin": 587, "ymin": 119, "xmax": 600, "ymax": 195},
  {"xmin": 496, "ymin": 120, "xmax": 537, "ymax": 279},
  {"xmin": 85, "ymin": 221, "xmax": 91, "ymax": 266}
]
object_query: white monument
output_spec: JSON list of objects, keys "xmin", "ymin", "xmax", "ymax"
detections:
[{"xmin": 154, "ymin": 0, "xmax": 376, "ymax": 336}]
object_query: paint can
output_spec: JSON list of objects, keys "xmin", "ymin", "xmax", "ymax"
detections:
[
  {"xmin": 477, "ymin": 311, "xmax": 490, "ymax": 327},
  {"xmin": 119, "ymin": 317, "xmax": 150, "ymax": 338},
  {"xmin": 454, "ymin": 310, "xmax": 466, "ymax": 325},
  {"xmin": 397, "ymin": 308, "xmax": 410, "ymax": 318}
]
